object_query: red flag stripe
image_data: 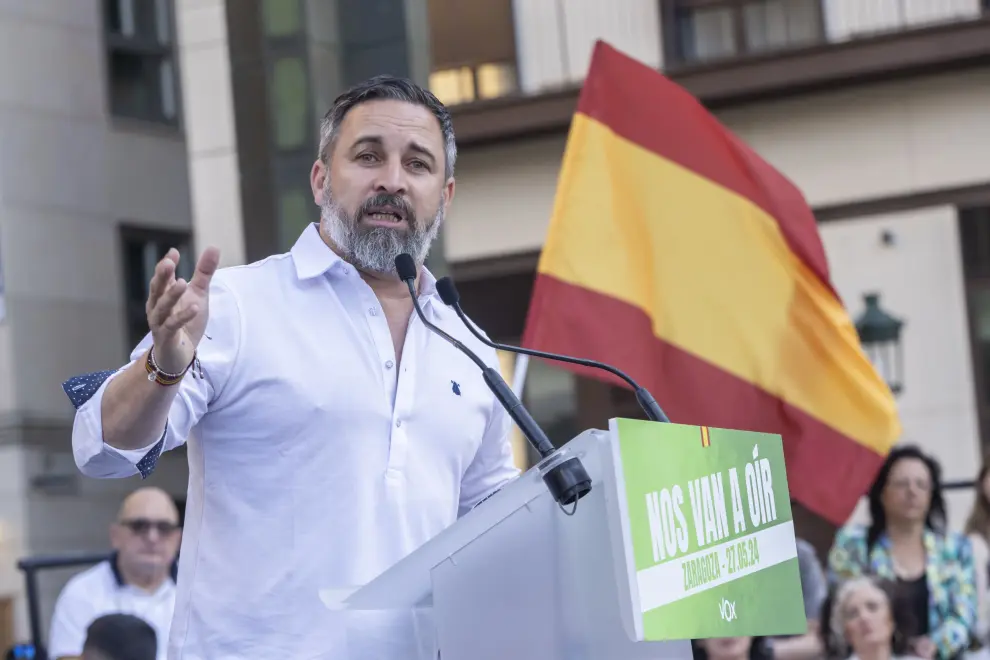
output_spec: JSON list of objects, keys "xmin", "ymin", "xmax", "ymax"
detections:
[{"xmin": 574, "ymin": 41, "xmax": 835, "ymax": 297}]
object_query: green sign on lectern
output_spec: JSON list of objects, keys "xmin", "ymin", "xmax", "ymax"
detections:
[{"xmin": 608, "ymin": 418, "xmax": 807, "ymax": 640}]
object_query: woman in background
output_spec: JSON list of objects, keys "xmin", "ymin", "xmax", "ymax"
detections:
[
  {"xmin": 822, "ymin": 576, "xmax": 921, "ymax": 660},
  {"xmin": 964, "ymin": 457, "xmax": 990, "ymax": 648},
  {"xmin": 691, "ymin": 637, "xmax": 773, "ymax": 660},
  {"xmin": 828, "ymin": 445, "xmax": 977, "ymax": 659}
]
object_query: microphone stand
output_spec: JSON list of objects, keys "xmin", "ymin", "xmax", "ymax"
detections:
[
  {"xmin": 396, "ymin": 262, "xmax": 592, "ymax": 508},
  {"xmin": 436, "ymin": 277, "xmax": 670, "ymax": 423}
]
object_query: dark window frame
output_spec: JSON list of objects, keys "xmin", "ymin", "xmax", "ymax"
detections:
[
  {"xmin": 664, "ymin": 0, "xmax": 829, "ymax": 68},
  {"xmin": 119, "ymin": 224, "xmax": 194, "ymax": 354},
  {"xmin": 102, "ymin": 0, "xmax": 182, "ymax": 127},
  {"xmin": 959, "ymin": 205, "xmax": 990, "ymax": 452},
  {"xmin": 261, "ymin": 10, "xmax": 318, "ymax": 253},
  {"xmin": 427, "ymin": 0, "xmax": 521, "ymax": 106}
]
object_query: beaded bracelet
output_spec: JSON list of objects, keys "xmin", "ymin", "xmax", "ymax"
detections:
[{"xmin": 145, "ymin": 345, "xmax": 202, "ymax": 386}]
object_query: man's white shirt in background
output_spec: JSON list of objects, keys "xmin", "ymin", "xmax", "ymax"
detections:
[
  {"xmin": 48, "ymin": 560, "xmax": 174, "ymax": 660},
  {"xmin": 67, "ymin": 223, "xmax": 519, "ymax": 659}
]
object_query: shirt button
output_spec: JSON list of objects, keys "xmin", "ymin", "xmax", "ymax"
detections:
[
  {"xmin": 395, "ymin": 420, "xmax": 402, "ymax": 428},
  {"xmin": 385, "ymin": 360, "xmax": 394, "ymax": 369},
  {"xmin": 369, "ymin": 307, "xmax": 378, "ymax": 316}
]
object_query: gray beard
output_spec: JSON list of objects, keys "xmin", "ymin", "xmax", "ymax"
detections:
[{"xmin": 320, "ymin": 193, "xmax": 442, "ymax": 275}]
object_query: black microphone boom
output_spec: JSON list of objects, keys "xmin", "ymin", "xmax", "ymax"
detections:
[
  {"xmin": 434, "ymin": 277, "xmax": 670, "ymax": 424},
  {"xmin": 394, "ymin": 254, "xmax": 591, "ymax": 507}
]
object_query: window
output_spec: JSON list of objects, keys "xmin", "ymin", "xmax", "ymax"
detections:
[
  {"xmin": 670, "ymin": 0, "xmax": 824, "ymax": 66},
  {"xmin": 429, "ymin": 62, "xmax": 517, "ymax": 106},
  {"xmin": 271, "ymin": 57, "xmax": 309, "ymax": 148},
  {"xmin": 121, "ymin": 226, "xmax": 193, "ymax": 351},
  {"xmin": 429, "ymin": 67, "xmax": 476, "ymax": 106},
  {"xmin": 960, "ymin": 206, "xmax": 990, "ymax": 449},
  {"xmin": 103, "ymin": 0, "xmax": 178, "ymax": 124},
  {"xmin": 427, "ymin": 0, "xmax": 518, "ymax": 105},
  {"xmin": 743, "ymin": 0, "xmax": 822, "ymax": 53},
  {"xmin": 278, "ymin": 188, "xmax": 312, "ymax": 251},
  {"xmin": 262, "ymin": 0, "xmax": 302, "ymax": 37}
]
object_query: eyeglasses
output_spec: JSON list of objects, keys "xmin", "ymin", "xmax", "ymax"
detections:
[
  {"xmin": 118, "ymin": 518, "xmax": 181, "ymax": 536},
  {"xmin": 887, "ymin": 479, "xmax": 932, "ymax": 493}
]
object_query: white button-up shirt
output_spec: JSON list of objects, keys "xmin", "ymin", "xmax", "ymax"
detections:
[
  {"xmin": 68, "ymin": 223, "xmax": 519, "ymax": 659},
  {"xmin": 48, "ymin": 559, "xmax": 175, "ymax": 660}
]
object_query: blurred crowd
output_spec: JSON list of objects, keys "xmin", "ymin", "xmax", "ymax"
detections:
[
  {"xmin": 697, "ymin": 444, "xmax": 990, "ymax": 660},
  {"xmin": 7, "ymin": 443, "xmax": 990, "ymax": 659}
]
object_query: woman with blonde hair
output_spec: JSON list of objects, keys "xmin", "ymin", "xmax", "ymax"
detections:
[{"xmin": 823, "ymin": 576, "xmax": 921, "ymax": 660}]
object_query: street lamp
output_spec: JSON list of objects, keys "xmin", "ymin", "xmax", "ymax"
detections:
[{"xmin": 855, "ymin": 292, "xmax": 904, "ymax": 395}]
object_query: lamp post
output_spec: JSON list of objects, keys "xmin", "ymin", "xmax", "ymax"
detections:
[{"xmin": 855, "ymin": 292, "xmax": 905, "ymax": 395}]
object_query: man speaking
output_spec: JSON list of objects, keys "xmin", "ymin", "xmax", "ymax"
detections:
[{"xmin": 64, "ymin": 75, "xmax": 519, "ymax": 659}]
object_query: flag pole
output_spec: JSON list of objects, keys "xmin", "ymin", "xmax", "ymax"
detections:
[{"xmin": 511, "ymin": 354, "xmax": 530, "ymax": 399}]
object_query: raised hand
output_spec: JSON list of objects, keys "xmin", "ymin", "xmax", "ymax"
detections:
[{"xmin": 145, "ymin": 247, "xmax": 221, "ymax": 374}]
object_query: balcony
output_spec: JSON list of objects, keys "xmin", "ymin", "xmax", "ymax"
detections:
[{"xmin": 429, "ymin": 0, "xmax": 990, "ymax": 145}]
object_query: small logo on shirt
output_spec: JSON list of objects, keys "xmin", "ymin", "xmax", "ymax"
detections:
[{"xmin": 451, "ymin": 380, "xmax": 461, "ymax": 396}]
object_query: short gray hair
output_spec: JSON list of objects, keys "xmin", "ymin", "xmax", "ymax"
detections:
[{"xmin": 318, "ymin": 75, "xmax": 457, "ymax": 180}]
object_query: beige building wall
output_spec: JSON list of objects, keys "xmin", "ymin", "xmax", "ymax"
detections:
[
  {"xmin": 512, "ymin": 0, "xmax": 663, "ymax": 94},
  {"xmin": 720, "ymin": 68, "xmax": 990, "ymax": 209},
  {"xmin": 446, "ymin": 68, "xmax": 990, "ymax": 262},
  {"xmin": 0, "ymin": 0, "xmax": 193, "ymax": 642},
  {"xmin": 447, "ymin": 135, "xmax": 567, "ymax": 262},
  {"xmin": 175, "ymin": 0, "xmax": 246, "ymax": 268},
  {"xmin": 819, "ymin": 207, "xmax": 980, "ymax": 531}
]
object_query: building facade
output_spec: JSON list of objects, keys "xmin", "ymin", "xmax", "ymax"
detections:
[
  {"xmin": 0, "ymin": 0, "xmax": 989, "ymax": 648},
  {"xmin": 0, "ymin": 0, "xmax": 195, "ymax": 647},
  {"xmin": 0, "ymin": 0, "xmax": 437, "ymax": 646}
]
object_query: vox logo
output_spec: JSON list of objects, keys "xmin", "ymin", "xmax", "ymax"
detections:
[{"xmin": 719, "ymin": 598, "xmax": 737, "ymax": 622}]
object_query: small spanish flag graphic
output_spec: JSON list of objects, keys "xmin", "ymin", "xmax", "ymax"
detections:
[{"xmin": 700, "ymin": 426, "xmax": 711, "ymax": 448}]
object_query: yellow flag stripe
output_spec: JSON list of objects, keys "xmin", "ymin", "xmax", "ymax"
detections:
[{"xmin": 537, "ymin": 114, "xmax": 900, "ymax": 454}]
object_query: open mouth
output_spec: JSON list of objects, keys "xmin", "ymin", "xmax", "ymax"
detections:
[{"xmin": 363, "ymin": 206, "xmax": 406, "ymax": 224}]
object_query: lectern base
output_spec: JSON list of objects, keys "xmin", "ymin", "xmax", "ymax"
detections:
[
  {"xmin": 329, "ymin": 430, "xmax": 696, "ymax": 660},
  {"xmin": 431, "ymin": 441, "xmax": 690, "ymax": 660}
]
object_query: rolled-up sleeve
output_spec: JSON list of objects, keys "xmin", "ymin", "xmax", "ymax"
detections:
[{"xmin": 65, "ymin": 279, "xmax": 241, "ymax": 479}]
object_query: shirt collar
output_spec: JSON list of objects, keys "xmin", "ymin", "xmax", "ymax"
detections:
[
  {"xmin": 109, "ymin": 552, "xmax": 177, "ymax": 589},
  {"xmin": 290, "ymin": 222, "xmax": 440, "ymax": 300},
  {"xmin": 417, "ymin": 263, "xmax": 439, "ymax": 300},
  {"xmin": 291, "ymin": 223, "xmax": 346, "ymax": 280}
]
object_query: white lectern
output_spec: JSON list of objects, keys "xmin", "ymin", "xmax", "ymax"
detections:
[{"xmin": 322, "ymin": 429, "xmax": 693, "ymax": 660}]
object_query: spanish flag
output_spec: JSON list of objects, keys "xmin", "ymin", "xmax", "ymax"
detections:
[{"xmin": 521, "ymin": 41, "xmax": 901, "ymax": 525}]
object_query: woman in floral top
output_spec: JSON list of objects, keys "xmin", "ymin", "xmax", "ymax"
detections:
[{"xmin": 828, "ymin": 445, "xmax": 977, "ymax": 660}]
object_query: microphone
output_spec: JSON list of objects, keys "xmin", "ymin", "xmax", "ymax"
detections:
[
  {"xmin": 434, "ymin": 277, "xmax": 670, "ymax": 424},
  {"xmin": 394, "ymin": 254, "xmax": 591, "ymax": 507}
]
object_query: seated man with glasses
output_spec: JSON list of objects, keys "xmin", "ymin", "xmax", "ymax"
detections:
[{"xmin": 48, "ymin": 487, "xmax": 180, "ymax": 660}]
